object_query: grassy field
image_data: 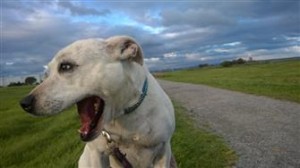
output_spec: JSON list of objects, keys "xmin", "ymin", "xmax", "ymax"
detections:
[
  {"xmin": 171, "ymin": 102, "xmax": 236, "ymax": 167},
  {"xmin": 0, "ymin": 86, "xmax": 83, "ymax": 168},
  {"xmin": 0, "ymin": 86, "xmax": 236, "ymax": 168},
  {"xmin": 158, "ymin": 60, "xmax": 300, "ymax": 103}
]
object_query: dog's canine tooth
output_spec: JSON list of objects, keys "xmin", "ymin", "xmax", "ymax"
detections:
[
  {"xmin": 78, "ymin": 130, "xmax": 88, "ymax": 135},
  {"xmin": 94, "ymin": 103, "xmax": 99, "ymax": 113}
]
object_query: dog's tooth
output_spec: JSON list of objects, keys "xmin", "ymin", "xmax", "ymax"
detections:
[
  {"xmin": 78, "ymin": 129, "xmax": 88, "ymax": 135},
  {"xmin": 94, "ymin": 103, "xmax": 99, "ymax": 112}
]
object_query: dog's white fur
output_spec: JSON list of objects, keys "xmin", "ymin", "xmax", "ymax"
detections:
[{"xmin": 27, "ymin": 36, "xmax": 175, "ymax": 167}]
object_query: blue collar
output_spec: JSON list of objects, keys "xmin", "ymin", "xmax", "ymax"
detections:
[{"xmin": 124, "ymin": 78, "xmax": 148, "ymax": 114}]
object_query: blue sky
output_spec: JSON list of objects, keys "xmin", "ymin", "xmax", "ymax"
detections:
[{"xmin": 1, "ymin": 0, "xmax": 300, "ymax": 83}]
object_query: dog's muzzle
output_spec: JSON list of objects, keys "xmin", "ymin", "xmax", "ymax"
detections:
[{"xmin": 20, "ymin": 94, "xmax": 36, "ymax": 114}]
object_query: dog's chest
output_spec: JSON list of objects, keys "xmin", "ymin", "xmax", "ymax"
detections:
[{"xmin": 104, "ymin": 117, "xmax": 154, "ymax": 147}]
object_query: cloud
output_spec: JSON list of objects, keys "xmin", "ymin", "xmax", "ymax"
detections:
[
  {"xmin": 2, "ymin": 2, "xmax": 107, "ymax": 77},
  {"xmin": 163, "ymin": 52, "xmax": 177, "ymax": 58},
  {"xmin": 161, "ymin": 8, "xmax": 234, "ymax": 28},
  {"xmin": 223, "ymin": 42, "xmax": 241, "ymax": 47},
  {"xmin": 185, "ymin": 53, "xmax": 212, "ymax": 61},
  {"xmin": 239, "ymin": 46, "xmax": 300, "ymax": 61},
  {"xmin": 1, "ymin": 1, "xmax": 299, "ymax": 81},
  {"xmin": 57, "ymin": 1, "xmax": 110, "ymax": 16},
  {"xmin": 5, "ymin": 62, "xmax": 14, "ymax": 66},
  {"xmin": 144, "ymin": 57, "xmax": 160, "ymax": 62}
]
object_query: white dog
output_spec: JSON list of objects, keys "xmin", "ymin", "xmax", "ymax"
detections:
[{"xmin": 20, "ymin": 36, "xmax": 176, "ymax": 168}]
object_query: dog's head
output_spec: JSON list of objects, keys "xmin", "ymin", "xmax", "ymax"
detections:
[{"xmin": 20, "ymin": 36, "xmax": 144, "ymax": 141}]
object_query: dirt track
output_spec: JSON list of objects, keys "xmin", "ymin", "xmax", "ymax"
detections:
[{"xmin": 159, "ymin": 80, "xmax": 300, "ymax": 168}]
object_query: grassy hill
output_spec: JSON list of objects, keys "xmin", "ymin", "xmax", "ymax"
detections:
[
  {"xmin": 0, "ymin": 86, "xmax": 236, "ymax": 168},
  {"xmin": 158, "ymin": 59, "xmax": 300, "ymax": 103}
]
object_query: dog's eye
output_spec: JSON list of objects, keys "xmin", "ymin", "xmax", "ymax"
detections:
[{"xmin": 59, "ymin": 62, "xmax": 74, "ymax": 73}]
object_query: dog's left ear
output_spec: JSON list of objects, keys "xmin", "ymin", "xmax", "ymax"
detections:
[{"xmin": 105, "ymin": 36, "xmax": 143, "ymax": 65}]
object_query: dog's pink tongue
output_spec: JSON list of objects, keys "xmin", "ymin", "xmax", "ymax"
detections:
[{"xmin": 76, "ymin": 97, "xmax": 96, "ymax": 135}]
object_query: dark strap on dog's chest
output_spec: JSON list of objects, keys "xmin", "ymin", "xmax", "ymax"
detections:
[
  {"xmin": 112, "ymin": 147, "xmax": 133, "ymax": 168},
  {"xmin": 102, "ymin": 130, "xmax": 133, "ymax": 168}
]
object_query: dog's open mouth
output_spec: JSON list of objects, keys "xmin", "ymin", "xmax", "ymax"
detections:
[{"xmin": 76, "ymin": 96, "xmax": 104, "ymax": 142}]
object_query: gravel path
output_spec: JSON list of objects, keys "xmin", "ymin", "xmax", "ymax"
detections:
[{"xmin": 159, "ymin": 80, "xmax": 300, "ymax": 168}]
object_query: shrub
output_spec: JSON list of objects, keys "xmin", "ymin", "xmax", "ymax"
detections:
[{"xmin": 221, "ymin": 58, "xmax": 246, "ymax": 67}]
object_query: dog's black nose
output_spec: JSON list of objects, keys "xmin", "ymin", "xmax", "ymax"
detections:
[{"xmin": 20, "ymin": 94, "xmax": 35, "ymax": 113}]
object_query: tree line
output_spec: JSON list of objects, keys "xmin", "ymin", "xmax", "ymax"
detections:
[{"xmin": 7, "ymin": 76, "xmax": 38, "ymax": 87}]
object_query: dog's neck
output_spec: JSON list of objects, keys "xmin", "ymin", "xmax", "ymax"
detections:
[
  {"xmin": 108, "ymin": 62, "xmax": 148, "ymax": 119},
  {"xmin": 124, "ymin": 77, "xmax": 147, "ymax": 114},
  {"xmin": 123, "ymin": 62, "xmax": 148, "ymax": 113}
]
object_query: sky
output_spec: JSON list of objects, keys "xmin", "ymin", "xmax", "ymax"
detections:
[{"xmin": 1, "ymin": 0, "xmax": 300, "ymax": 84}]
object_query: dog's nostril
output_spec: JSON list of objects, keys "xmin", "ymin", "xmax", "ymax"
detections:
[{"xmin": 20, "ymin": 94, "xmax": 35, "ymax": 113}]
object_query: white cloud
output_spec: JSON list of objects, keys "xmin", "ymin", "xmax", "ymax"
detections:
[
  {"xmin": 238, "ymin": 46, "xmax": 300, "ymax": 61},
  {"xmin": 205, "ymin": 42, "xmax": 246, "ymax": 54},
  {"xmin": 144, "ymin": 57, "xmax": 160, "ymax": 62},
  {"xmin": 213, "ymin": 48, "xmax": 231, "ymax": 53},
  {"xmin": 223, "ymin": 41, "xmax": 241, "ymax": 47},
  {"xmin": 212, "ymin": 47, "xmax": 246, "ymax": 53},
  {"xmin": 5, "ymin": 62, "xmax": 14, "ymax": 66},
  {"xmin": 185, "ymin": 53, "xmax": 213, "ymax": 61},
  {"xmin": 163, "ymin": 32, "xmax": 179, "ymax": 39},
  {"xmin": 163, "ymin": 52, "xmax": 177, "ymax": 58},
  {"xmin": 162, "ymin": 27, "xmax": 212, "ymax": 39},
  {"xmin": 283, "ymin": 36, "xmax": 300, "ymax": 42},
  {"xmin": 285, "ymin": 46, "xmax": 300, "ymax": 53},
  {"xmin": 142, "ymin": 26, "xmax": 165, "ymax": 34}
]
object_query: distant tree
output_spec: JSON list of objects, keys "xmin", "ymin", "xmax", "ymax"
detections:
[
  {"xmin": 221, "ymin": 61, "xmax": 233, "ymax": 67},
  {"xmin": 8, "ymin": 82, "xmax": 24, "ymax": 87},
  {"xmin": 235, "ymin": 58, "xmax": 246, "ymax": 64},
  {"xmin": 221, "ymin": 58, "xmax": 246, "ymax": 67},
  {"xmin": 198, "ymin": 64, "xmax": 209, "ymax": 68},
  {"xmin": 25, "ymin": 76, "xmax": 37, "ymax": 85}
]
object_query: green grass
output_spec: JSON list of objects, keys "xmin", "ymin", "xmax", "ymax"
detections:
[
  {"xmin": 171, "ymin": 102, "xmax": 236, "ymax": 168},
  {"xmin": 0, "ymin": 86, "xmax": 83, "ymax": 168},
  {"xmin": 159, "ymin": 60, "xmax": 300, "ymax": 103},
  {"xmin": 0, "ymin": 86, "xmax": 236, "ymax": 167}
]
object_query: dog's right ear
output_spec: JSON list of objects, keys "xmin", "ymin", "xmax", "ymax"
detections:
[{"xmin": 105, "ymin": 36, "xmax": 144, "ymax": 65}]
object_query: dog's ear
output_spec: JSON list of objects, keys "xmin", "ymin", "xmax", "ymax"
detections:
[{"xmin": 105, "ymin": 36, "xmax": 144, "ymax": 65}]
